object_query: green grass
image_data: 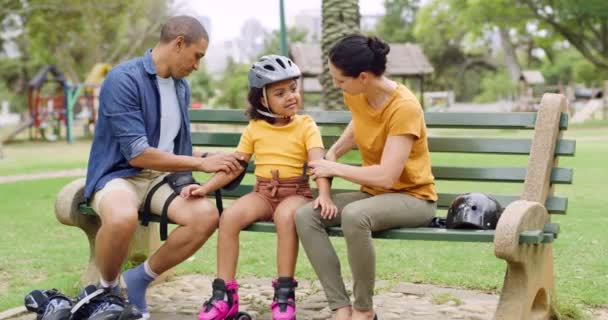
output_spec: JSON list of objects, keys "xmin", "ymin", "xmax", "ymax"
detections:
[
  {"xmin": 0, "ymin": 140, "xmax": 91, "ymax": 176},
  {"xmin": 0, "ymin": 126, "xmax": 607, "ymax": 315}
]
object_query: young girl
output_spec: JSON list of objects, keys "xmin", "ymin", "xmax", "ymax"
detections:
[{"xmin": 187, "ymin": 55, "xmax": 336, "ymax": 320}]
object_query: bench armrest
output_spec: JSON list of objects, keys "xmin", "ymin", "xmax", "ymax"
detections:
[
  {"xmin": 55, "ymin": 178, "xmax": 99, "ymax": 233},
  {"xmin": 494, "ymin": 200, "xmax": 550, "ymax": 262}
]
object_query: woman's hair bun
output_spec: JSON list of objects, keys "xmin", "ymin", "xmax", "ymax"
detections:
[{"xmin": 367, "ymin": 36, "xmax": 390, "ymax": 57}]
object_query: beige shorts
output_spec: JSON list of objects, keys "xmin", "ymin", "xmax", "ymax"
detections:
[{"xmin": 91, "ymin": 169, "xmax": 176, "ymax": 216}]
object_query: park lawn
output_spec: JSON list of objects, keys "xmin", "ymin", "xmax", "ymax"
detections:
[
  {"xmin": 0, "ymin": 140, "xmax": 91, "ymax": 176},
  {"xmin": 0, "ymin": 126, "xmax": 606, "ymax": 317}
]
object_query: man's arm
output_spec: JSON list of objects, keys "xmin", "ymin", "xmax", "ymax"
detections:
[
  {"xmin": 129, "ymin": 148, "xmax": 242, "ymax": 173},
  {"xmin": 190, "ymin": 152, "xmax": 252, "ymax": 196},
  {"xmin": 101, "ymin": 72, "xmax": 241, "ymax": 174}
]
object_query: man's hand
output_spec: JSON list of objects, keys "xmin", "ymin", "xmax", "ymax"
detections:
[{"xmin": 197, "ymin": 153, "xmax": 243, "ymax": 173}]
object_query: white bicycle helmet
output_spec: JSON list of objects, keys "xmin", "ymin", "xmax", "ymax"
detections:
[{"xmin": 248, "ymin": 55, "xmax": 301, "ymax": 119}]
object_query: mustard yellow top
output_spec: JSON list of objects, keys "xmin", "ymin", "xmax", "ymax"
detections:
[
  {"xmin": 344, "ymin": 84, "xmax": 437, "ymax": 201},
  {"xmin": 236, "ymin": 115, "xmax": 324, "ymax": 178}
]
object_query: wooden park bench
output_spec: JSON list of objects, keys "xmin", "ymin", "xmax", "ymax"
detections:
[{"xmin": 55, "ymin": 93, "xmax": 572, "ymax": 319}]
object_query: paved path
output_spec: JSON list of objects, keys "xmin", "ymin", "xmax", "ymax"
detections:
[
  {"xmin": 0, "ymin": 169, "xmax": 85, "ymax": 184},
  {"xmin": 6, "ymin": 274, "xmax": 608, "ymax": 320}
]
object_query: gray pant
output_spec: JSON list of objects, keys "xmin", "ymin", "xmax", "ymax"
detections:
[{"xmin": 295, "ymin": 191, "xmax": 436, "ymax": 311}]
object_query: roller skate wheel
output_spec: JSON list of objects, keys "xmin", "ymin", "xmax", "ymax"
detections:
[{"xmin": 236, "ymin": 311, "xmax": 252, "ymax": 320}]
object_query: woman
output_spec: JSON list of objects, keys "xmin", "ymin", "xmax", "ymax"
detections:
[{"xmin": 295, "ymin": 34, "xmax": 437, "ymax": 320}]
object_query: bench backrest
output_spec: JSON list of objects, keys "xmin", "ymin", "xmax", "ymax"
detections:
[{"xmin": 189, "ymin": 93, "xmax": 573, "ymax": 215}]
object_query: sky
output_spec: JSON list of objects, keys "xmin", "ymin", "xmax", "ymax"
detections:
[{"xmin": 175, "ymin": 0, "xmax": 386, "ymax": 42}]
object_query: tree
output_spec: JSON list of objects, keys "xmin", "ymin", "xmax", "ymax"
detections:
[
  {"xmin": 521, "ymin": 0, "xmax": 608, "ymax": 70},
  {"xmin": 188, "ymin": 65, "xmax": 215, "ymax": 106},
  {"xmin": 214, "ymin": 59, "xmax": 250, "ymax": 109},
  {"xmin": 1, "ymin": 0, "xmax": 169, "ymax": 90},
  {"xmin": 321, "ymin": 0, "xmax": 360, "ymax": 110},
  {"xmin": 376, "ymin": 0, "xmax": 419, "ymax": 43},
  {"xmin": 261, "ymin": 27, "xmax": 307, "ymax": 57}
]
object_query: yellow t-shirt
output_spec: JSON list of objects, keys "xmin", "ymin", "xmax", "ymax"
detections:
[
  {"xmin": 344, "ymin": 84, "xmax": 437, "ymax": 201},
  {"xmin": 236, "ymin": 115, "xmax": 324, "ymax": 178}
]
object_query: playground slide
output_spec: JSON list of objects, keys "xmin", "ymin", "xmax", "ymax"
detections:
[
  {"xmin": 571, "ymin": 98, "xmax": 604, "ymax": 123},
  {"xmin": 1, "ymin": 119, "xmax": 33, "ymax": 143}
]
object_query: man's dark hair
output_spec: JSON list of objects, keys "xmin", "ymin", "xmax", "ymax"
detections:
[{"xmin": 160, "ymin": 15, "xmax": 209, "ymax": 45}]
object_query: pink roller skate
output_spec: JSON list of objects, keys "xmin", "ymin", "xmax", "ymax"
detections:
[
  {"xmin": 198, "ymin": 278, "xmax": 251, "ymax": 320},
  {"xmin": 270, "ymin": 277, "xmax": 298, "ymax": 320}
]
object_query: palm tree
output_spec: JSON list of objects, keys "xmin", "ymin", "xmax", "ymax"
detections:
[{"xmin": 321, "ymin": 0, "xmax": 360, "ymax": 109}]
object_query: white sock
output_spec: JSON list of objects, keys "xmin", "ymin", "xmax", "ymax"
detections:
[
  {"xmin": 100, "ymin": 277, "xmax": 119, "ymax": 288},
  {"xmin": 143, "ymin": 260, "xmax": 159, "ymax": 279}
]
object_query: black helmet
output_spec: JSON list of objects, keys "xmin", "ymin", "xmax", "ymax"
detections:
[{"xmin": 446, "ymin": 193, "xmax": 503, "ymax": 230}]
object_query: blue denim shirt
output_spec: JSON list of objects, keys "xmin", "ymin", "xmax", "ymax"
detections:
[{"xmin": 84, "ymin": 50, "xmax": 193, "ymax": 202}]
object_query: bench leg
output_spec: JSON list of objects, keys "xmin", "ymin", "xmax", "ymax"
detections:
[
  {"xmin": 494, "ymin": 200, "xmax": 555, "ymax": 320},
  {"xmin": 55, "ymin": 178, "xmax": 173, "ymax": 286},
  {"xmin": 495, "ymin": 245, "xmax": 554, "ymax": 320}
]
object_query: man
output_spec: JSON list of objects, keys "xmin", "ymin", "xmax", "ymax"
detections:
[{"xmin": 82, "ymin": 15, "xmax": 241, "ymax": 318}]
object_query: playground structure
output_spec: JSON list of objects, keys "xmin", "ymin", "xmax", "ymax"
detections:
[
  {"xmin": 3, "ymin": 63, "xmax": 111, "ymax": 143},
  {"xmin": 513, "ymin": 70, "xmax": 545, "ymax": 111},
  {"xmin": 27, "ymin": 65, "xmax": 67, "ymax": 141}
]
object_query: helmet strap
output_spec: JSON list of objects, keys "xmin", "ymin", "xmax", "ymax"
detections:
[{"xmin": 259, "ymin": 86, "xmax": 291, "ymax": 119}]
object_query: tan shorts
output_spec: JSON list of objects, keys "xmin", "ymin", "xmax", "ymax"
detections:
[{"xmin": 91, "ymin": 169, "xmax": 176, "ymax": 216}]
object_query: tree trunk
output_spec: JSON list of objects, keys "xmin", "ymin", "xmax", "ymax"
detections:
[
  {"xmin": 321, "ymin": 0, "xmax": 360, "ymax": 110},
  {"xmin": 498, "ymin": 27, "xmax": 521, "ymax": 85}
]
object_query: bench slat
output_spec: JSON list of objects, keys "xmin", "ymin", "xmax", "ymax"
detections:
[
  {"xmin": 240, "ymin": 163, "xmax": 573, "ymax": 184},
  {"xmin": 428, "ymin": 137, "xmax": 575, "ymax": 156},
  {"xmin": 188, "ymin": 110, "xmax": 569, "ymax": 130},
  {"xmin": 217, "ymin": 186, "xmax": 567, "ymax": 214},
  {"xmin": 432, "ymin": 166, "xmax": 572, "ymax": 184},
  {"xmin": 77, "ymin": 204, "xmax": 555, "ymax": 244},
  {"xmin": 244, "ymin": 222, "xmax": 555, "ymax": 244},
  {"xmin": 79, "ymin": 188, "xmax": 567, "ymax": 215},
  {"xmin": 191, "ymin": 133, "xmax": 576, "ymax": 156}
]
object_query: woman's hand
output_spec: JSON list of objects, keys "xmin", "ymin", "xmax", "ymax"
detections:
[
  {"xmin": 313, "ymin": 194, "xmax": 338, "ymax": 219},
  {"xmin": 309, "ymin": 159, "xmax": 339, "ymax": 179},
  {"xmin": 324, "ymin": 150, "xmax": 337, "ymax": 162}
]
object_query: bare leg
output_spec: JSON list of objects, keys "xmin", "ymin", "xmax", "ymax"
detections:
[
  {"xmin": 96, "ymin": 190, "xmax": 140, "ymax": 282},
  {"xmin": 217, "ymin": 193, "xmax": 272, "ymax": 280},
  {"xmin": 273, "ymin": 196, "xmax": 311, "ymax": 277},
  {"xmin": 332, "ymin": 306, "xmax": 353, "ymax": 320},
  {"xmin": 148, "ymin": 196, "xmax": 220, "ymax": 274},
  {"xmin": 352, "ymin": 309, "xmax": 375, "ymax": 320}
]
